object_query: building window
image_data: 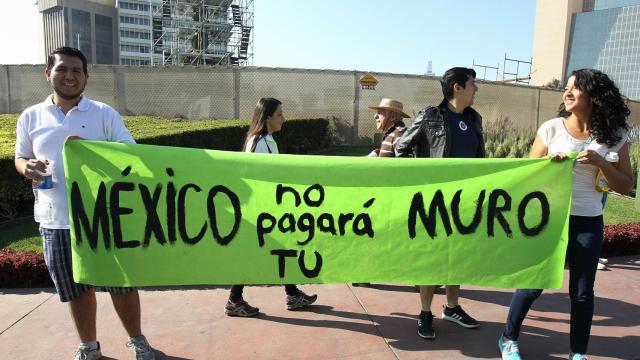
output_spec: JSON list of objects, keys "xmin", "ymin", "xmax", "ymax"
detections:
[
  {"xmin": 119, "ymin": 15, "xmax": 150, "ymax": 26},
  {"xmin": 121, "ymin": 58, "xmax": 151, "ymax": 65},
  {"xmin": 120, "ymin": 29, "xmax": 151, "ymax": 39},
  {"xmin": 121, "ymin": 44, "xmax": 151, "ymax": 53},
  {"xmin": 119, "ymin": 1, "xmax": 150, "ymax": 12}
]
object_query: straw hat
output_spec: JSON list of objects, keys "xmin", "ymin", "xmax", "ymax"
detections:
[{"xmin": 368, "ymin": 98, "xmax": 410, "ymax": 118}]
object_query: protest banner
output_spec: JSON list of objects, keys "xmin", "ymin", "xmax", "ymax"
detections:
[{"xmin": 63, "ymin": 140, "xmax": 572, "ymax": 288}]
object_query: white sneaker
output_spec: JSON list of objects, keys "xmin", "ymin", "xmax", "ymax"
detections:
[
  {"xmin": 127, "ymin": 335, "xmax": 155, "ymax": 360},
  {"xmin": 73, "ymin": 342, "xmax": 102, "ymax": 360},
  {"xmin": 597, "ymin": 262, "xmax": 607, "ymax": 270}
]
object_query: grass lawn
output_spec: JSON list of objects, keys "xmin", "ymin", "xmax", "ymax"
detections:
[
  {"xmin": 1, "ymin": 148, "xmax": 638, "ymax": 253},
  {"xmin": 0, "ymin": 217, "xmax": 41, "ymax": 252},
  {"xmin": 604, "ymin": 193, "xmax": 640, "ymax": 225}
]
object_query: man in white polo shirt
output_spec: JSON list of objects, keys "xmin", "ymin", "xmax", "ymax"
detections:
[{"xmin": 14, "ymin": 47, "xmax": 155, "ymax": 360}]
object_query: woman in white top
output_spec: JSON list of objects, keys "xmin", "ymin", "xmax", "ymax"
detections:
[
  {"xmin": 224, "ymin": 97, "xmax": 318, "ymax": 317},
  {"xmin": 499, "ymin": 69, "xmax": 633, "ymax": 360}
]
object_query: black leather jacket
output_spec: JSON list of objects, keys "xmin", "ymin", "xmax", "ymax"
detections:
[{"xmin": 394, "ymin": 99, "xmax": 485, "ymax": 158}]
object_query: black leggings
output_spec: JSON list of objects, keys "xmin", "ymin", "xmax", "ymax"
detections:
[{"xmin": 229, "ymin": 285, "xmax": 301, "ymax": 301}]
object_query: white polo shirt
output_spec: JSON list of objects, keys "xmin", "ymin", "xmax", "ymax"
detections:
[{"xmin": 15, "ymin": 95, "xmax": 135, "ymax": 229}]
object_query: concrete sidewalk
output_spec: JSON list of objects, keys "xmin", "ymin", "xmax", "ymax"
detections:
[{"xmin": 1, "ymin": 256, "xmax": 638, "ymax": 360}]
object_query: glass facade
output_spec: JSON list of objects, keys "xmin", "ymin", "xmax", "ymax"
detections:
[
  {"xmin": 71, "ymin": 9, "xmax": 92, "ymax": 63},
  {"xmin": 567, "ymin": 4, "xmax": 640, "ymax": 100},
  {"xmin": 95, "ymin": 14, "xmax": 114, "ymax": 64},
  {"xmin": 594, "ymin": 0, "xmax": 640, "ymax": 10}
]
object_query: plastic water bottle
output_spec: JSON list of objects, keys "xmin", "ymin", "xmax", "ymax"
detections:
[{"xmin": 595, "ymin": 152, "xmax": 619, "ymax": 192}]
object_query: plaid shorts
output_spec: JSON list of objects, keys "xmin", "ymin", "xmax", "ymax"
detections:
[{"xmin": 40, "ymin": 227, "xmax": 133, "ymax": 302}]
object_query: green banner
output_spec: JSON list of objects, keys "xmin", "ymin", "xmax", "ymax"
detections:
[{"xmin": 63, "ymin": 140, "xmax": 572, "ymax": 289}]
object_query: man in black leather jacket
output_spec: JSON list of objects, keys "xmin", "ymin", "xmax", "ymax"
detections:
[{"xmin": 395, "ymin": 67, "xmax": 483, "ymax": 340}]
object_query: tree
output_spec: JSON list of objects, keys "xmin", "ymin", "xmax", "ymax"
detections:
[{"xmin": 545, "ymin": 78, "xmax": 563, "ymax": 90}]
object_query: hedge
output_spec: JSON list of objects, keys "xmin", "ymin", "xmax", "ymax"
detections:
[{"xmin": 0, "ymin": 115, "xmax": 332, "ymax": 220}]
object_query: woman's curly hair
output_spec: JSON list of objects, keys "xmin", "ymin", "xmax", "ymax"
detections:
[{"xmin": 558, "ymin": 68, "xmax": 630, "ymax": 147}]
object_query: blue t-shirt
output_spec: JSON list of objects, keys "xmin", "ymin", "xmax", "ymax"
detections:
[{"xmin": 447, "ymin": 109, "xmax": 479, "ymax": 158}]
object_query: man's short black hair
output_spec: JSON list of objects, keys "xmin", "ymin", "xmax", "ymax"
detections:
[
  {"xmin": 440, "ymin": 67, "xmax": 476, "ymax": 100},
  {"xmin": 47, "ymin": 47, "xmax": 88, "ymax": 75}
]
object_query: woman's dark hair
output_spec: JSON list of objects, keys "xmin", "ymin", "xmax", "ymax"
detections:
[
  {"xmin": 558, "ymin": 69, "xmax": 629, "ymax": 147},
  {"xmin": 243, "ymin": 97, "xmax": 282, "ymax": 150}
]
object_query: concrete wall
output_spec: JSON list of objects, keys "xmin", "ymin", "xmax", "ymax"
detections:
[{"xmin": 2, "ymin": 65, "xmax": 638, "ymax": 144}]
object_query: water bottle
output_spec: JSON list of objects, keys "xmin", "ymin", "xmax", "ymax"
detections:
[{"xmin": 595, "ymin": 152, "xmax": 619, "ymax": 192}]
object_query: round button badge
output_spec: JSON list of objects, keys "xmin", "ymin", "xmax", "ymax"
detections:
[{"xmin": 459, "ymin": 121, "xmax": 468, "ymax": 131}]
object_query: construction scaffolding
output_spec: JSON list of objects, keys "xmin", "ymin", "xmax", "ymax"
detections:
[{"xmin": 151, "ymin": 0, "xmax": 254, "ymax": 66}]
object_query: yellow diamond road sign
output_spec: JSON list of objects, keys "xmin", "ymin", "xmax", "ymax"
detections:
[{"xmin": 360, "ymin": 73, "xmax": 378, "ymax": 90}]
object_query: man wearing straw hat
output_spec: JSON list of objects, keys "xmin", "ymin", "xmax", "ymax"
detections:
[
  {"xmin": 352, "ymin": 98, "xmax": 410, "ymax": 287},
  {"xmin": 366, "ymin": 98, "xmax": 411, "ymax": 157},
  {"xmin": 395, "ymin": 67, "xmax": 483, "ymax": 340}
]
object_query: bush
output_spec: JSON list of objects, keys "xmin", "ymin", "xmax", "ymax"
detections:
[
  {"xmin": 602, "ymin": 223, "xmax": 640, "ymax": 257},
  {"xmin": 0, "ymin": 115, "xmax": 332, "ymax": 221},
  {"xmin": 0, "ymin": 248, "xmax": 52, "ymax": 288}
]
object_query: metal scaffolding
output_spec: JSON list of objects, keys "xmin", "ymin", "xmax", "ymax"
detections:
[{"xmin": 151, "ymin": 0, "xmax": 254, "ymax": 65}]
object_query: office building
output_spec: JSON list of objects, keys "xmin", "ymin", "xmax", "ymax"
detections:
[
  {"xmin": 38, "ymin": 0, "xmax": 119, "ymax": 64},
  {"xmin": 531, "ymin": 0, "xmax": 640, "ymax": 100}
]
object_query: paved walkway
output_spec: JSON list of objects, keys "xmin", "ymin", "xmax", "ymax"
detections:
[{"xmin": 1, "ymin": 256, "xmax": 638, "ymax": 360}]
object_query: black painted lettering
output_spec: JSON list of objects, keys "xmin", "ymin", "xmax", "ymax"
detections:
[
  {"xmin": 451, "ymin": 189, "xmax": 486, "ymax": 235},
  {"xmin": 138, "ymin": 184, "xmax": 166, "ymax": 247},
  {"xmin": 488, "ymin": 189, "xmax": 513, "ymax": 238},
  {"xmin": 257, "ymin": 213, "xmax": 276, "ymax": 247},
  {"xmin": 338, "ymin": 213, "xmax": 354, "ymax": 236},
  {"xmin": 277, "ymin": 213, "xmax": 296, "ymax": 233},
  {"xmin": 271, "ymin": 249, "xmax": 297, "ymax": 278},
  {"xmin": 298, "ymin": 250, "xmax": 322, "ymax": 278},
  {"xmin": 353, "ymin": 212, "xmax": 374, "ymax": 238},
  {"xmin": 166, "ymin": 181, "xmax": 177, "ymax": 244},
  {"xmin": 303, "ymin": 184, "xmax": 324, "ymax": 207},
  {"xmin": 296, "ymin": 213, "xmax": 315, "ymax": 245},
  {"xmin": 408, "ymin": 190, "xmax": 452, "ymax": 239},
  {"xmin": 517, "ymin": 191, "xmax": 550, "ymax": 236},
  {"xmin": 206, "ymin": 185, "xmax": 242, "ymax": 246},
  {"xmin": 317, "ymin": 213, "xmax": 337, "ymax": 235},
  {"xmin": 276, "ymin": 184, "xmax": 301, "ymax": 207},
  {"xmin": 110, "ymin": 182, "xmax": 140, "ymax": 248},
  {"xmin": 70, "ymin": 181, "xmax": 110, "ymax": 250},
  {"xmin": 178, "ymin": 184, "xmax": 206, "ymax": 245}
]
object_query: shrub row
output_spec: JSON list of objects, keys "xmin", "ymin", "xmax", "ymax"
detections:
[
  {"xmin": 0, "ymin": 248, "xmax": 52, "ymax": 288},
  {"xmin": 1, "ymin": 223, "xmax": 638, "ymax": 288},
  {"xmin": 0, "ymin": 115, "xmax": 332, "ymax": 220},
  {"xmin": 601, "ymin": 223, "xmax": 640, "ymax": 257}
]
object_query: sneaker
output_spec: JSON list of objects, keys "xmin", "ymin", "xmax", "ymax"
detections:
[
  {"xmin": 352, "ymin": 283, "xmax": 371, "ymax": 287},
  {"xmin": 498, "ymin": 335, "xmax": 522, "ymax": 360},
  {"xmin": 570, "ymin": 353, "xmax": 588, "ymax": 360},
  {"xmin": 225, "ymin": 298, "xmax": 259, "ymax": 317},
  {"xmin": 73, "ymin": 342, "xmax": 102, "ymax": 360},
  {"xmin": 597, "ymin": 262, "xmax": 607, "ymax": 270},
  {"xmin": 127, "ymin": 335, "xmax": 155, "ymax": 360},
  {"xmin": 442, "ymin": 304, "xmax": 479, "ymax": 328},
  {"xmin": 417, "ymin": 311, "xmax": 435, "ymax": 339},
  {"xmin": 286, "ymin": 291, "xmax": 318, "ymax": 310},
  {"xmin": 598, "ymin": 258, "xmax": 608, "ymax": 265}
]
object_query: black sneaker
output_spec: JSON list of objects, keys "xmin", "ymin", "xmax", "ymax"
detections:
[
  {"xmin": 417, "ymin": 311, "xmax": 436, "ymax": 339},
  {"xmin": 286, "ymin": 291, "xmax": 318, "ymax": 310},
  {"xmin": 225, "ymin": 298, "xmax": 259, "ymax": 317},
  {"xmin": 442, "ymin": 304, "xmax": 479, "ymax": 328}
]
